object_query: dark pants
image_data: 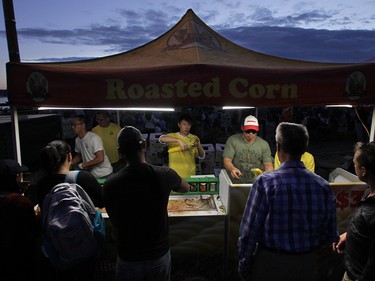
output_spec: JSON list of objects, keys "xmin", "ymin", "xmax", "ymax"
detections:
[
  {"xmin": 250, "ymin": 247, "xmax": 317, "ymax": 281},
  {"xmin": 56, "ymin": 256, "xmax": 98, "ymax": 281},
  {"xmin": 116, "ymin": 250, "xmax": 171, "ymax": 281}
]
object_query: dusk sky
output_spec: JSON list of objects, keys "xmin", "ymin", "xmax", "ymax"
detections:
[{"xmin": 1, "ymin": 0, "xmax": 375, "ymax": 90}]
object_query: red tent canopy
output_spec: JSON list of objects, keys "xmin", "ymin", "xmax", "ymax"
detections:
[{"xmin": 6, "ymin": 9, "xmax": 375, "ymax": 108}]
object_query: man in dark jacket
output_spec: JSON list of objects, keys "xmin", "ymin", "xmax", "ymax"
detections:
[{"xmin": 334, "ymin": 142, "xmax": 375, "ymax": 281}]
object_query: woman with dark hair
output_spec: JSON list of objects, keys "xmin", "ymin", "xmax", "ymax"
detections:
[
  {"xmin": 36, "ymin": 140, "xmax": 104, "ymax": 210},
  {"xmin": 36, "ymin": 140, "xmax": 104, "ymax": 281}
]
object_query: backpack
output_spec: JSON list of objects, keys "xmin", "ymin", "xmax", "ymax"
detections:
[
  {"xmin": 65, "ymin": 171, "xmax": 106, "ymax": 243},
  {"xmin": 42, "ymin": 179, "xmax": 104, "ymax": 270}
]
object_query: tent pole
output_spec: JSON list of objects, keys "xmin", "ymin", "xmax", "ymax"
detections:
[
  {"xmin": 10, "ymin": 106, "xmax": 21, "ymax": 163},
  {"xmin": 117, "ymin": 110, "xmax": 121, "ymax": 126},
  {"xmin": 3, "ymin": 0, "xmax": 20, "ymax": 62},
  {"xmin": 8, "ymin": 104, "xmax": 22, "ymax": 163},
  {"xmin": 3, "ymin": 0, "xmax": 22, "ymax": 162},
  {"xmin": 370, "ymin": 107, "xmax": 375, "ymax": 142}
]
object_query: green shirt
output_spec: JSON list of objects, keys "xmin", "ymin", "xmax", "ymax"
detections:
[{"xmin": 223, "ymin": 133, "xmax": 272, "ymax": 183}]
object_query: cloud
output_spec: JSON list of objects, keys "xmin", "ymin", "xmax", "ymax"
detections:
[
  {"xmin": 3, "ymin": 8, "xmax": 375, "ymax": 64},
  {"xmin": 220, "ymin": 26, "xmax": 375, "ymax": 63},
  {"xmin": 245, "ymin": 7, "xmax": 334, "ymax": 27}
]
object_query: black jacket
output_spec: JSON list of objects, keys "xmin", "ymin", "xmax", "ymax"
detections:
[{"xmin": 344, "ymin": 188, "xmax": 375, "ymax": 281}]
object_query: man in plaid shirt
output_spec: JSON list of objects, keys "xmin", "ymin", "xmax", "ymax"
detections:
[{"xmin": 238, "ymin": 122, "xmax": 338, "ymax": 281}]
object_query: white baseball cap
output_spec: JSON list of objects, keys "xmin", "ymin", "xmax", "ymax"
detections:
[{"xmin": 243, "ymin": 115, "xmax": 259, "ymax": 131}]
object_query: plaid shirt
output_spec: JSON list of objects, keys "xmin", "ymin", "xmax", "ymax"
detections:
[{"xmin": 238, "ymin": 161, "xmax": 339, "ymax": 273}]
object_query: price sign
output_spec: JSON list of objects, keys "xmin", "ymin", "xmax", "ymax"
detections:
[
  {"xmin": 336, "ymin": 190, "xmax": 365, "ymax": 210},
  {"xmin": 330, "ymin": 183, "xmax": 367, "ymax": 232}
]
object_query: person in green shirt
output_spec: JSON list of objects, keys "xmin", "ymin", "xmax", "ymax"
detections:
[{"xmin": 223, "ymin": 115, "xmax": 273, "ymax": 183}]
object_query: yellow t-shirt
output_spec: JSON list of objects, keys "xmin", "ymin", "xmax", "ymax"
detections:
[
  {"xmin": 164, "ymin": 132, "xmax": 199, "ymax": 178},
  {"xmin": 92, "ymin": 123, "xmax": 121, "ymax": 163},
  {"xmin": 274, "ymin": 151, "xmax": 315, "ymax": 172}
]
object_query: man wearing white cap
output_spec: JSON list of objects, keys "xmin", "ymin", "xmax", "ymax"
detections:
[{"xmin": 223, "ymin": 115, "xmax": 273, "ymax": 183}]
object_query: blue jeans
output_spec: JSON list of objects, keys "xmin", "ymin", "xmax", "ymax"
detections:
[{"xmin": 116, "ymin": 250, "xmax": 171, "ymax": 281}]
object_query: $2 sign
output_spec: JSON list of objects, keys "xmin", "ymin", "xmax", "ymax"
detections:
[{"xmin": 336, "ymin": 190, "xmax": 365, "ymax": 210}]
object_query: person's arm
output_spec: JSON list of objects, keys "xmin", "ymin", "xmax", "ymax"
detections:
[
  {"xmin": 159, "ymin": 134, "xmax": 188, "ymax": 150},
  {"xmin": 72, "ymin": 153, "xmax": 82, "ymax": 164},
  {"xmin": 78, "ymin": 171, "xmax": 104, "ymax": 208},
  {"xmin": 263, "ymin": 162, "xmax": 274, "ymax": 172},
  {"xmin": 238, "ymin": 180, "xmax": 267, "ymax": 278},
  {"xmin": 167, "ymin": 167, "xmax": 190, "ymax": 193},
  {"xmin": 80, "ymin": 150, "xmax": 105, "ymax": 169},
  {"xmin": 175, "ymin": 178, "xmax": 190, "ymax": 193},
  {"xmin": 194, "ymin": 136, "xmax": 205, "ymax": 158},
  {"xmin": 223, "ymin": 157, "xmax": 243, "ymax": 180},
  {"xmin": 102, "ymin": 183, "xmax": 119, "ymax": 240},
  {"xmin": 262, "ymin": 142, "xmax": 274, "ymax": 172},
  {"xmin": 333, "ymin": 232, "xmax": 346, "ymax": 254},
  {"xmin": 360, "ymin": 237, "xmax": 375, "ymax": 281}
]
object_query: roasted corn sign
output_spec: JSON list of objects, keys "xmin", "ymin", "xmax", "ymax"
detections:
[
  {"xmin": 6, "ymin": 62, "xmax": 374, "ymax": 108},
  {"xmin": 105, "ymin": 77, "xmax": 298, "ymax": 101}
]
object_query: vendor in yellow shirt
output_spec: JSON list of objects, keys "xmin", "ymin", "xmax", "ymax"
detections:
[
  {"xmin": 92, "ymin": 112, "xmax": 122, "ymax": 172},
  {"xmin": 159, "ymin": 114, "xmax": 205, "ymax": 178},
  {"xmin": 274, "ymin": 151, "xmax": 315, "ymax": 172}
]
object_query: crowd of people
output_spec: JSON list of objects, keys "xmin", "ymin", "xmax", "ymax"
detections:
[{"xmin": 1, "ymin": 109, "xmax": 374, "ymax": 281}]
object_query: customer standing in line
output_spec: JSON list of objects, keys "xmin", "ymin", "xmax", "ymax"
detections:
[
  {"xmin": 103, "ymin": 126, "xmax": 190, "ymax": 281},
  {"xmin": 36, "ymin": 140, "xmax": 104, "ymax": 281},
  {"xmin": 37, "ymin": 140, "xmax": 104, "ymax": 210},
  {"xmin": 238, "ymin": 122, "xmax": 338, "ymax": 281},
  {"xmin": 0, "ymin": 159, "xmax": 37, "ymax": 281},
  {"xmin": 333, "ymin": 141, "xmax": 375, "ymax": 281}
]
